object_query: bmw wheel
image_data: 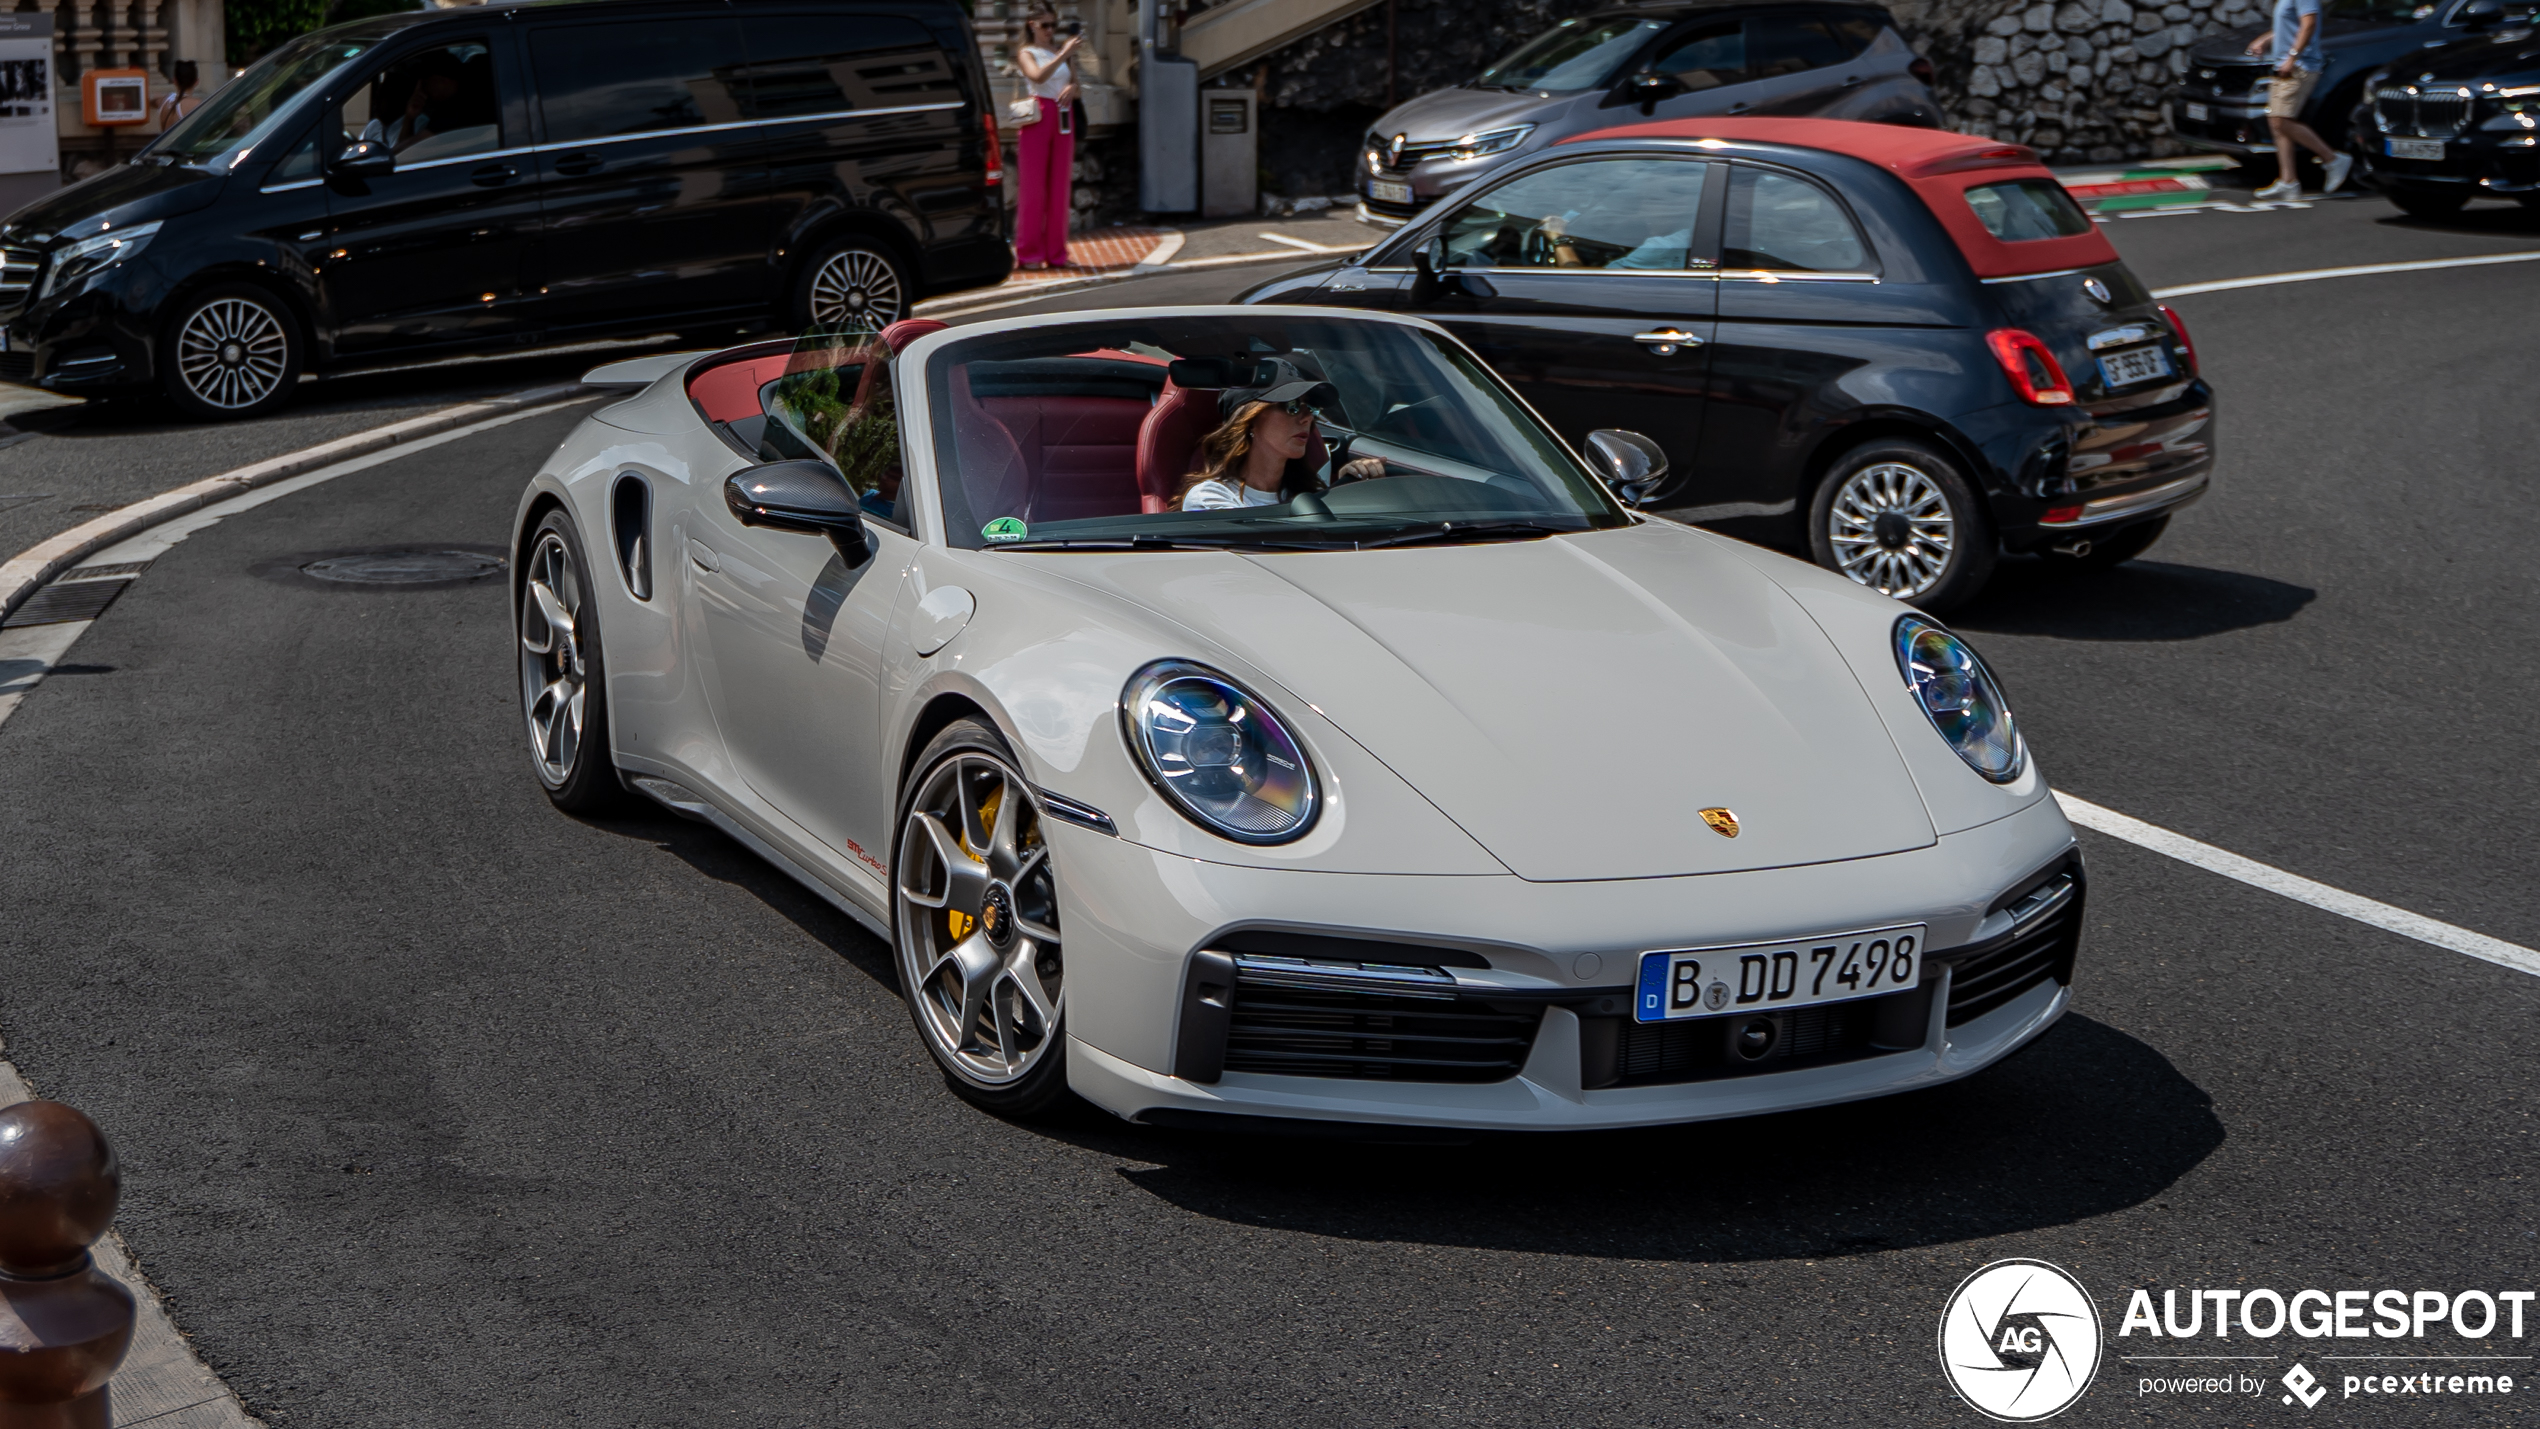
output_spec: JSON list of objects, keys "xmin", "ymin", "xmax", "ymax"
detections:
[
  {"xmin": 1810, "ymin": 439, "xmax": 1995, "ymax": 613},
  {"xmin": 893, "ymin": 718, "xmax": 1070, "ymax": 1115},
  {"xmin": 790, "ymin": 237, "xmax": 908, "ymax": 333},
  {"xmin": 161, "ymin": 284, "xmax": 301, "ymax": 421},
  {"xmin": 517, "ymin": 510, "xmax": 627, "ymax": 813}
]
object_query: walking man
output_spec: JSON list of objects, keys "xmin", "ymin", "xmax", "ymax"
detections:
[{"xmin": 2248, "ymin": 0, "xmax": 2353, "ymax": 200}]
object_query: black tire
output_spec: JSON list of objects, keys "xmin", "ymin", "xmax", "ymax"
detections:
[
  {"xmin": 2387, "ymin": 185, "xmax": 2468, "ymax": 219},
  {"xmin": 2041, "ymin": 514, "xmax": 2169, "ymax": 572},
  {"xmin": 159, "ymin": 283, "xmax": 303, "ymax": 421},
  {"xmin": 786, "ymin": 234, "xmax": 911, "ymax": 334},
  {"xmin": 516, "ymin": 508, "xmax": 630, "ymax": 814},
  {"xmin": 892, "ymin": 717, "xmax": 1073, "ymax": 1117},
  {"xmin": 1808, "ymin": 438, "xmax": 1997, "ymax": 613}
]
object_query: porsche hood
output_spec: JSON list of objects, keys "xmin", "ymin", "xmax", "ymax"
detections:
[{"xmin": 1078, "ymin": 524, "xmax": 1937, "ymax": 881}]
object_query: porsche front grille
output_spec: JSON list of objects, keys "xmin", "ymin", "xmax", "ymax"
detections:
[
  {"xmin": 1943, "ymin": 884, "xmax": 2083, "ymax": 1026},
  {"xmin": 1223, "ymin": 983, "xmax": 1542, "ymax": 1082},
  {"xmin": 1585, "ymin": 989, "xmax": 1926, "ymax": 1088},
  {"xmin": 2375, "ymin": 87, "xmax": 2472, "ymax": 139}
]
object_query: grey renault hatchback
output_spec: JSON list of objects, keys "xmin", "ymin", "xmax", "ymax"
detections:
[{"xmin": 1357, "ymin": 1, "xmax": 1940, "ymax": 223}]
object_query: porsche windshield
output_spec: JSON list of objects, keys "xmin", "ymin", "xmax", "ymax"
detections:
[{"xmin": 917, "ymin": 315, "xmax": 1631, "ymax": 552}]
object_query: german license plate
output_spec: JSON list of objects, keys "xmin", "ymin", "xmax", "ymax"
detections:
[
  {"xmin": 1634, "ymin": 925, "xmax": 1926, "ymax": 1023},
  {"xmin": 2386, "ymin": 137, "xmax": 2444, "ymax": 161},
  {"xmin": 2183, "ymin": 101, "xmax": 2210, "ymax": 121},
  {"xmin": 2096, "ymin": 343, "xmax": 2173, "ymax": 388},
  {"xmin": 1368, "ymin": 178, "xmax": 1412, "ymax": 205}
]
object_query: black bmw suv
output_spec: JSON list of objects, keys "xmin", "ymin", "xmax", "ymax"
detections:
[
  {"xmin": 0, "ymin": 0, "xmax": 1007, "ymax": 420},
  {"xmin": 2354, "ymin": 4, "xmax": 2540, "ymax": 214}
]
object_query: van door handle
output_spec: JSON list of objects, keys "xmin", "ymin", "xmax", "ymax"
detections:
[
  {"xmin": 553, "ymin": 152, "xmax": 603, "ymax": 177},
  {"xmin": 1633, "ymin": 328, "xmax": 1703, "ymax": 356},
  {"xmin": 687, "ymin": 538, "xmax": 720, "ymax": 573},
  {"xmin": 470, "ymin": 162, "xmax": 518, "ymax": 187}
]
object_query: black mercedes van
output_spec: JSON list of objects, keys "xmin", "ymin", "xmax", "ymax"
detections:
[{"xmin": 0, "ymin": 0, "xmax": 1009, "ymax": 419}]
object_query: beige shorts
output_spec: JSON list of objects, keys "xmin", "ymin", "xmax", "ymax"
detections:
[{"xmin": 2266, "ymin": 69, "xmax": 2319, "ymax": 119}]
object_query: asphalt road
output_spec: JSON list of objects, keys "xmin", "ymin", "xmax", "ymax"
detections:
[{"xmin": 0, "ymin": 191, "xmax": 2533, "ymax": 1427}]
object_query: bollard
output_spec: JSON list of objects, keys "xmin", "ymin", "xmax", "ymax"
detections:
[{"xmin": 0, "ymin": 1102, "xmax": 134, "ymax": 1429}]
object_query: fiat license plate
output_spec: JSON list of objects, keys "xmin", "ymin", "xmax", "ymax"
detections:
[
  {"xmin": 1634, "ymin": 925, "xmax": 1926, "ymax": 1023},
  {"xmin": 2387, "ymin": 137, "xmax": 2444, "ymax": 161},
  {"xmin": 2183, "ymin": 101, "xmax": 2210, "ymax": 121},
  {"xmin": 1368, "ymin": 178, "xmax": 1413, "ymax": 205},
  {"xmin": 2097, "ymin": 343, "xmax": 2173, "ymax": 389}
]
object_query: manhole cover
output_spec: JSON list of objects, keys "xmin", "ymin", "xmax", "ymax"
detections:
[
  {"xmin": 300, "ymin": 550, "xmax": 504, "ymax": 585},
  {"xmin": 251, "ymin": 544, "xmax": 509, "ymax": 592}
]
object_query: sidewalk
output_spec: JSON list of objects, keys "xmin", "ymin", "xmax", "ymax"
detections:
[{"xmin": 914, "ymin": 208, "xmax": 1376, "ymax": 317}]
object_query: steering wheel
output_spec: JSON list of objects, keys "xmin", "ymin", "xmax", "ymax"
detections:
[{"xmin": 1523, "ymin": 225, "xmax": 1560, "ymax": 266}]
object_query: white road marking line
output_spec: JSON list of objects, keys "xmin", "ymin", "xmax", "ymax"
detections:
[
  {"xmin": 1255, "ymin": 231, "xmax": 1360, "ymax": 254},
  {"xmin": 1132, "ymin": 231, "xmax": 1187, "ymax": 269},
  {"xmin": 0, "ymin": 398, "xmax": 583, "ymax": 735},
  {"xmin": 2152, "ymin": 249, "xmax": 2540, "ymax": 299},
  {"xmin": 2054, "ymin": 791, "xmax": 2540, "ymax": 979}
]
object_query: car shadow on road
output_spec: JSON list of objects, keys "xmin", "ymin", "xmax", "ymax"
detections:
[
  {"xmin": 1952, "ymin": 557, "xmax": 2314, "ymax": 641},
  {"xmin": 2375, "ymin": 203, "xmax": 2540, "ymax": 238},
  {"xmin": 1033, "ymin": 1014, "xmax": 2222, "ymax": 1264},
  {"xmin": 590, "ymin": 807, "xmax": 901, "ymax": 989}
]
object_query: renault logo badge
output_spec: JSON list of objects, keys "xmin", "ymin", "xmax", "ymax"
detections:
[
  {"xmin": 2083, "ymin": 277, "xmax": 2112, "ymax": 305},
  {"xmin": 1700, "ymin": 807, "xmax": 1740, "ymax": 838},
  {"xmin": 1387, "ymin": 132, "xmax": 1408, "ymax": 167}
]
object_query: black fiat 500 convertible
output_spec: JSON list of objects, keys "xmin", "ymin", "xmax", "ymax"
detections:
[{"xmin": 1241, "ymin": 117, "xmax": 2216, "ymax": 611}]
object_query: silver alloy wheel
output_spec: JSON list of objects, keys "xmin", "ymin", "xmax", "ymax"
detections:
[
  {"xmin": 895, "ymin": 752, "xmax": 1063, "ymax": 1086},
  {"xmin": 174, "ymin": 295, "xmax": 290, "ymax": 410},
  {"xmin": 806, "ymin": 247, "xmax": 904, "ymax": 328},
  {"xmin": 1827, "ymin": 461, "xmax": 1957, "ymax": 599},
  {"xmin": 517, "ymin": 531, "xmax": 586, "ymax": 788}
]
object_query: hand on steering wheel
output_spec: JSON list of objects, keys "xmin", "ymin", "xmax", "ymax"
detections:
[{"xmin": 1332, "ymin": 457, "xmax": 1387, "ymax": 485}]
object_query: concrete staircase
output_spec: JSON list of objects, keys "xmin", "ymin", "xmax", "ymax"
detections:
[{"xmin": 1179, "ymin": 0, "xmax": 1388, "ymax": 79}]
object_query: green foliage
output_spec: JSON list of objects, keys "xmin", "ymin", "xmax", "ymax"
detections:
[
  {"xmin": 769, "ymin": 360, "xmax": 900, "ymax": 497},
  {"xmin": 227, "ymin": 0, "xmax": 332, "ymax": 66}
]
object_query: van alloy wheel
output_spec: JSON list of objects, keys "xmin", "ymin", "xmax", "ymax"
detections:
[
  {"xmin": 807, "ymin": 246, "xmax": 905, "ymax": 329},
  {"xmin": 175, "ymin": 295, "xmax": 291, "ymax": 411}
]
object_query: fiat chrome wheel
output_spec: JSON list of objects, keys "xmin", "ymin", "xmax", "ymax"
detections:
[
  {"xmin": 895, "ymin": 744, "xmax": 1063, "ymax": 1089},
  {"xmin": 518, "ymin": 529, "xmax": 587, "ymax": 789},
  {"xmin": 174, "ymin": 294, "xmax": 292, "ymax": 412},
  {"xmin": 1827, "ymin": 461, "xmax": 1957, "ymax": 599},
  {"xmin": 805, "ymin": 245, "xmax": 905, "ymax": 329}
]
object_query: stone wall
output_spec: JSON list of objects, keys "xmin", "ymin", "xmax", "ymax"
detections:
[{"xmin": 1890, "ymin": 0, "xmax": 2260, "ymax": 161}]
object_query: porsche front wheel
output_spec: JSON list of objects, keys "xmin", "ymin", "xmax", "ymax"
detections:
[
  {"xmin": 517, "ymin": 510, "xmax": 626, "ymax": 813},
  {"xmin": 893, "ymin": 719, "xmax": 1070, "ymax": 1115}
]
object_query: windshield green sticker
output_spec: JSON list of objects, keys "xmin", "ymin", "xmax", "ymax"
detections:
[{"xmin": 981, "ymin": 516, "xmax": 1028, "ymax": 543}]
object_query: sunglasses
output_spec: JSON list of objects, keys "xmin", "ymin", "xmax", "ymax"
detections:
[{"xmin": 1264, "ymin": 397, "xmax": 1318, "ymax": 416}]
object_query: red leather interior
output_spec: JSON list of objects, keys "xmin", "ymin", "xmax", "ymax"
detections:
[
  {"xmin": 1134, "ymin": 379, "xmax": 1218, "ymax": 514},
  {"xmin": 979, "ymin": 396, "xmax": 1148, "ymax": 522},
  {"xmin": 946, "ymin": 363, "xmax": 1032, "ymax": 527},
  {"xmin": 687, "ymin": 354, "xmax": 794, "ymax": 424}
]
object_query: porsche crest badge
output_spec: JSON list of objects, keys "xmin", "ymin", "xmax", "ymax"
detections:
[{"xmin": 1700, "ymin": 807, "xmax": 1739, "ymax": 838}]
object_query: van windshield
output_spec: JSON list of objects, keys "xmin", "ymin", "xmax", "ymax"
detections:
[
  {"xmin": 1474, "ymin": 18, "xmax": 1665, "ymax": 91},
  {"xmin": 154, "ymin": 22, "xmax": 406, "ymax": 169}
]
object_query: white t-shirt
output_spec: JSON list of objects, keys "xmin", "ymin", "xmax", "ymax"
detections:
[
  {"xmin": 1181, "ymin": 478, "xmax": 1279, "ymax": 511},
  {"xmin": 1021, "ymin": 46, "xmax": 1071, "ymax": 100}
]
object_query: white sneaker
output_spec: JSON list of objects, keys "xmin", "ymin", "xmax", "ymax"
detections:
[
  {"xmin": 2323, "ymin": 153, "xmax": 2355, "ymax": 193},
  {"xmin": 2254, "ymin": 178, "xmax": 2304, "ymax": 201}
]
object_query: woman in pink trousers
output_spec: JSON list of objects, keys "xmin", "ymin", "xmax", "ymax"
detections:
[{"xmin": 1013, "ymin": 9, "xmax": 1081, "ymax": 269}]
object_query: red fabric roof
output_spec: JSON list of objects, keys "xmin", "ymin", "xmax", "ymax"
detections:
[{"xmin": 1562, "ymin": 117, "xmax": 2120, "ymax": 280}]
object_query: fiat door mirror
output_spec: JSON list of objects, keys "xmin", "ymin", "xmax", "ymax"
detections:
[
  {"xmin": 725, "ymin": 459, "xmax": 872, "ymax": 564},
  {"xmin": 1411, "ymin": 234, "xmax": 1495, "ymax": 302},
  {"xmin": 1585, "ymin": 429, "xmax": 1669, "ymax": 508}
]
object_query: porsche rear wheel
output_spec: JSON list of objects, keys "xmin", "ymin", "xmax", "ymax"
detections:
[
  {"xmin": 893, "ymin": 719, "xmax": 1070, "ymax": 1115},
  {"xmin": 517, "ymin": 510, "xmax": 626, "ymax": 813}
]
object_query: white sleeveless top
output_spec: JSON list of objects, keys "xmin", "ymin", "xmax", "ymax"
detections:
[{"xmin": 1020, "ymin": 47, "xmax": 1071, "ymax": 101}]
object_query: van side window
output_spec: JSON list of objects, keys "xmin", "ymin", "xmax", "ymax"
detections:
[
  {"xmin": 340, "ymin": 39, "xmax": 500, "ymax": 162},
  {"xmin": 1723, "ymin": 167, "xmax": 1871, "ymax": 273},
  {"xmin": 1745, "ymin": 15, "xmax": 1852, "ymax": 77},
  {"xmin": 530, "ymin": 19, "xmax": 751, "ymax": 143},
  {"xmin": 737, "ymin": 15, "xmax": 956, "ymax": 120},
  {"xmin": 266, "ymin": 124, "xmax": 321, "ymax": 185},
  {"xmin": 1649, "ymin": 22, "xmax": 1745, "ymax": 90}
]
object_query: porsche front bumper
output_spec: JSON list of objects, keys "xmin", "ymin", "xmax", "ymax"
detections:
[{"xmin": 1055, "ymin": 793, "xmax": 2080, "ymax": 1132}]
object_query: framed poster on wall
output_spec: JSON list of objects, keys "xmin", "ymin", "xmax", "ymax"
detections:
[{"xmin": 0, "ymin": 12, "xmax": 56, "ymax": 176}]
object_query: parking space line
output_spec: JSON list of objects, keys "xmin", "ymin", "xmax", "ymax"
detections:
[
  {"xmin": 2152, "ymin": 250, "xmax": 2540, "ymax": 300},
  {"xmin": 2055, "ymin": 791, "xmax": 2540, "ymax": 978}
]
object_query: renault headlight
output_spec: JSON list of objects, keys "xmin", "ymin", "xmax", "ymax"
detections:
[
  {"xmin": 1894, "ymin": 616, "xmax": 2024, "ymax": 783},
  {"xmin": 1122, "ymin": 660, "xmax": 1319, "ymax": 843},
  {"xmin": 40, "ymin": 220, "xmax": 161, "ymax": 300},
  {"xmin": 1450, "ymin": 124, "xmax": 1534, "ymax": 159}
]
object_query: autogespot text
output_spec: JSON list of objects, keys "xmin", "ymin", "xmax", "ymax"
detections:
[{"xmin": 2122, "ymin": 1287, "xmax": 2528, "ymax": 1406}]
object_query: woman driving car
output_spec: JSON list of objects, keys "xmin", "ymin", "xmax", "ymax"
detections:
[{"xmin": 1176, "ymin": 359, "xmax": 1384, "ymax": 511}]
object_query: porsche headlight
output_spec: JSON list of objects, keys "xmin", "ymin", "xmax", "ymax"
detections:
[
  {"xmin": 39, "ymin": 220, "xmax": 160, "ymax": 300},
  {"xmin": 1122, "ymin": 660, "xmax": 1319, "ymax": 843},
  {"xmin": 1894, "ymin": 616, "xmax": 2024, "ymax": 783}
]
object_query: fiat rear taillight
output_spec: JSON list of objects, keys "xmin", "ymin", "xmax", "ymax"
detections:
[
  {"xmin": 1987, "ymin": 328, "xmax": 2074, "ymax": 406},
  {"xmin": 2159, "ymin": 303, "xmax": 2196, "ymax": 376}
]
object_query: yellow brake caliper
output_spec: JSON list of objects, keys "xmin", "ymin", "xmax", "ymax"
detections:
[{"xmin": 946, "ymin": 783, "xmax": 1001, "ymax": 943}]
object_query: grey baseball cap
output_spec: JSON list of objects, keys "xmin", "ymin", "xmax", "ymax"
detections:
[{"xmin": 1218, "ymin": 357, "xmax": 1337, "ymax": 419}]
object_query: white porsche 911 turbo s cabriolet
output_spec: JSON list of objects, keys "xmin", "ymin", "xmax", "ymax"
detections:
[{"xmin": 513, "ymin": 307, "xmax": 2084, "ymax": 1131}]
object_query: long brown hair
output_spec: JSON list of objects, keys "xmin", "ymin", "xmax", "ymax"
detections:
[
  {"xmin": 1173, "ymin": 401, "xmax": 1324, "ymax": 508},
  {"xmin": 1023, "ymin": 5, "xmax": 1059, "ymax": 39}
]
